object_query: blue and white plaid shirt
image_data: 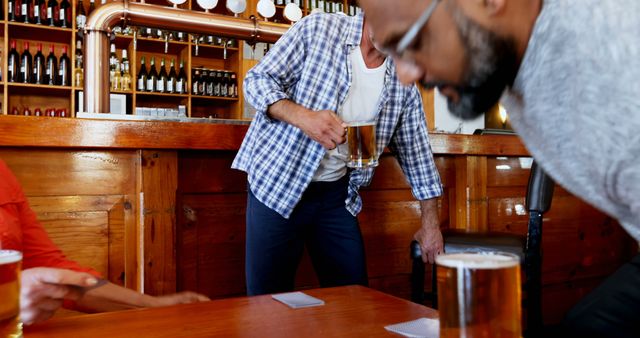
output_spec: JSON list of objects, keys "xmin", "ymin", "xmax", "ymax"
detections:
[{"xmin": 232, "ymin": 12, "xmax": 442, "ymax": 218}]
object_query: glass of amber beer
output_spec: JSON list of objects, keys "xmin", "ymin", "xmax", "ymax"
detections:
[
  {"xmin": 340, "ymin": 120, "xmax": 378, "ymax": 168},
  {"xmin": 436, "ymin": 252, "xmax": 522, "ymax": 338},
  {"xmin": 0, "ymin": 250, "xmax": 22, "ymax": 338}
]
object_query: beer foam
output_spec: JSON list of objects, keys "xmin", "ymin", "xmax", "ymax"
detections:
[
  {"xmin": 346, "ymin": 121, "xmax": 376, "ymax": 127},
  {"xmin": 0, "ymin": 250, "xmax": 22, "ymax": 264},
  {"xmin": 436, "ymin": 252, "xmax": 519, "ymax": 269}
]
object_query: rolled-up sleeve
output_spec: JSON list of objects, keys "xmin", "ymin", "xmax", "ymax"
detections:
[
  {"xmin": 389, "ymin": 86, "xmax": 443, "ymax": 200},
  {"xmin": 243, "ymin": 16, "xmax": 310, "ymax": 121}
]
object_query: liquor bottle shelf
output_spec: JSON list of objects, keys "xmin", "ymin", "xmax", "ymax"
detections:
[
  {"xmin": 8, "ymin": 82, "xmax": 72, "ymax": 91},
  {"xmin": 136, "ymin": 91, "xmax": 189, "ymax": 98},
  {"xmin": 191, "ymin": 95, "xmax": 238, "ymax": 102},
  {"xmin": 8, "ymin": 21, "xmax": 74, "ymax": 33}
]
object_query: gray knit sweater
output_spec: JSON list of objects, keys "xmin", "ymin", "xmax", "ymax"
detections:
[{"xmin": 502, "ymin": 0, "xmax": 640, "ymax": 239}]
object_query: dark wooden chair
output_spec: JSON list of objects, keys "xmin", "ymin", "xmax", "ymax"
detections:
[{"xmin": 410, "ymin": 161, "xmax": 554, "ymax": 337}]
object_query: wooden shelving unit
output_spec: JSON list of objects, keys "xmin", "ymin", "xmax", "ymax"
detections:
[{"xmin": 1, "ymin": 0, "xmax": 360, "ymax": 119}]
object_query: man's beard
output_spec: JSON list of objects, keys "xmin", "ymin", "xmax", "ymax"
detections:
[{"xmin": 422, "ymin": 6, "xmax": 519, "ymax": 120}]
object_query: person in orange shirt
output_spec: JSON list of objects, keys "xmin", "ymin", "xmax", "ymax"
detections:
[{"xmin": 0, "ymin": 160, "xmax": 209, "ymax": 325}]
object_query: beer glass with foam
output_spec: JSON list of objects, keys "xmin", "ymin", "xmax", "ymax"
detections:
[
  {"xmin": 340, "ymin": 120, "xmax": 378, "ymax": 168},
  {"xmin": 436, "ymin": 252, "xmax": 522, "ymax": 338},
  {"xmin": 0, "ymin": 250, "xmax": 22, "ymax": 338}
]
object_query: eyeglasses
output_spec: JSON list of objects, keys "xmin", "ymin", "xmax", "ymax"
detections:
[{"xmin": 372, "ymin": 0, "xmax": 442, "ymax": 59}]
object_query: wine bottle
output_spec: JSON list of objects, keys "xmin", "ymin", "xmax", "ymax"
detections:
[
  {"xmin": 222, "ymin": 72, "xmax": 230, "ymax": 97},
  {"xmin": 19, "ymin": 41, "xmax": 33, "ymax": 84},
  {"xmin": 137, "ymin": 56, "xmax": 147, "ymax": 92},
  {"xmin": 22, "ymin": 0, "xmax": 32, "ymax": 23},
  {"xmin": 59, "ymin": 0, "xmax": 71, "ymax": 28},
  {"xmin": 120, "ymin": 49, "xmax": 131, "ymax": 91},
  {"xmin": 8, "ymin": 0, "xmax": 16, "ymax": 21},
  {"xmin": 167, "ymin": 59, "xmax": 177, "ymax": 94},
  {"xmin": 205, "ymin": 70, "xmax": 214, "ymax": 96},
  {"xmin": 121, "ymin": 57, "xmax": 132, "ymax": 91},
  {"xmin": 108, "ymin": 43, "xmax": 118, "ymax": 89},
  {"xmin": 147, "ymin": 57, "xmax": 158, "ymax": 92},
  {"xmin": 177, "ymin": 59, "xmax": 187, "ymax": 94},
  {"xmin": 46, "ymin": 0, "xmax": 58, "ymax": 26},
  {"xmin": 230, "ymin": 73, "xmax": 238, "ymax": 98},
  {"xmin": 157, "ymin": 58, "xmax": 167, "ymax": 93},
  {"xmin": 8, "ymin": 40, "xmax": 20, "ymax": 82},
  {"xmin": 76, "ymin": 0, "xmax": 86, "ymax": 29},
  {"xmin": 33, "ymin": 43, "xmax": 46, "ymax": 84},
  {"xmin": 45, "ymin": 44, "xmax": 57, "ymax": 85},
  {"xmin": 213, "ymin": 71, "xmax": 222, "ymax": 97},
  {"xmin": 33, "ymin": 0, "xmax": 44, "ymax": 24},
  {"xmin": 88, "ymin": 0, "xmax": 95, "ymax": 15},
  {"xmin": 73, "ymin": 40, "xmax": 83, "ymax": 87},
  {"xmin": 192, "ymin": 69, "xmax": 200, "ymax": 95},
  {"xmin": 58, "ymin": 45, "xmax": 71, "ymax": 86}
]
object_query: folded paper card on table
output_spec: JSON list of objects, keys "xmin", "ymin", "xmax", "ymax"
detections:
[
  {"xmin": 271, "ymin": 292, "xmax": 325, "ymax": 309},
  {"xmin": 384, "ymin": 317, "xmax": 439, "ymax": 338}
]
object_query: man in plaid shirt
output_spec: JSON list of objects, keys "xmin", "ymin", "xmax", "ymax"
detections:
[{"xmin": 233, "ymin": 11, "xmax": 443, "ymax": 296}]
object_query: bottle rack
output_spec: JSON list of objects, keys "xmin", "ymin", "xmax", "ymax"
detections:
[{"xmin": 0, "ymin": 0, "xmax": 361, "ymax": 120}]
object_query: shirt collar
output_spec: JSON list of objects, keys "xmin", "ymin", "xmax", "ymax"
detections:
[{"xmin": 344, "ymin": 12, "xmax": 364, "ymax": 47}]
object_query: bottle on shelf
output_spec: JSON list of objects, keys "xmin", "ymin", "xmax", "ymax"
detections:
[
  {"xmin": 176, "ymin": 60, "xmax": 187, "ymax": 94},
  {"xmin": 147, "ymin": 57, "xmax": 158, "ymax": 92},
  {"xmin": 76, "ymin": 0, "xmax": 86, "ymax": 29},
  {"xmin": 8, "ymin": 0, "xmax": 17, "ymax": 22},
  {"xmin": 157, "ymin": 58, "xmax": 167, "ymax": 93},
  {"xmin": 74, "ymin": 40, "xmax": 83, "ymax": 87},
  {"xmin": 34, "ymin": 108, "xmax": 43, "ymax": 117},
  {"xmin": 192, "ymin": 69, "xmax": 200, "ymax": 95},
  {"xmin": 33, "ymin": 43, "xmax": 46, "ymax": 85},
  {"xmin": 59, "ymin": 0, "xmax": 71, "ymax": 28},
  {"xmin": 88, "ymin": 0, "xmax": 95, "ymax": 16},
  {"xmin": 8, "ymin": 40, "xmax": 20, "ymax": 83},
  {"xmin": 108, "ymin": 43, "xmax": 119, "ymax": 89},
  {"xmin": 205, "ymin": 70, "xmax": 214, "ymax": 96},
  {"xmin": 197, "ymin": 69, "xmax": 206, "ymax": 96},
  {"xmin": 121, "ymin": 49, "xmax": 131, "ymax": 91},
  {"xmin": 45, "ymin": 44, "xmax": 58, "ymax": 85},
  {"xmin": 167, "ymin": 59, "xmax": 177, "ymax": 94},
  {"xmin": 230, "ymin": 73, "xmax": 238, "ymax": 98},
  {"xmin": 222, "ymin": 72, "xmax": 230, "ymax": 97},
  {"xmin": 20, "ymin": 41, "xmax": 33, "ymax": 84},
  {"xmin": 23, "ymin": 107, "xmax": 32, "ymax": 116},
  {"xmin": 34, "ymin": 0, "xmax": 45, "ymax": 24},
  {"xmin": 11, "ymin": 107, "xmax": 20, "ymax": 115},
  {"xmin": 22, "ymin": 0, "xmax": 32, "ymax": 24},
  {"xmin": 137, "ymin": 56, "xmax": 148, "ymax": 92},
  {"xmin": 46, "ymin": 0, "xmax": 58, "ymax": 26},
  {"xmin": 59, "ymin": 45, "xmax": 71, "ymax": 86},
  {"xmin": 213, "ymin": 71, "xmax": 222, "ymax": 97}
]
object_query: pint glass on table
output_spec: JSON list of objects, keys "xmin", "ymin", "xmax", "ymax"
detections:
[
  {"xmin": 436, "ymin": 252, "xmax": 522, "ymax": 338},
  {"xmin": 343, "ymin": 121, "xmax": 378, "ymax": 168},
  {"xmin": 0, "ymin": 250, "xmax": 22, "ymax": 338}
]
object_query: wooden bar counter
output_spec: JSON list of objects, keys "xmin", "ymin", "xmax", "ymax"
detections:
[{"xmin": 0, "ymin": 116, "xmax": 635, "ymax": 325}]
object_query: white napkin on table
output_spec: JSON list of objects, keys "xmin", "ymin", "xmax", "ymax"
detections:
[
  {"xmin": 271, "ymin": 291, "xmax": 325, "ymax": 309},
  {"xmin": 384, "ymin": 317, "xmax": 439, "ymax": 338}
]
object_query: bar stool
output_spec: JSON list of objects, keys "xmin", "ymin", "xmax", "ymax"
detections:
[{"xmin": 410, "ymin": 161, "xmax": 554, "ymax": 337}]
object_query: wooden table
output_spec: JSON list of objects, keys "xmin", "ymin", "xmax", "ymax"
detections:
[{"xmin": 25, "ymin": 286, "xmax": 438, "ymax": 337}]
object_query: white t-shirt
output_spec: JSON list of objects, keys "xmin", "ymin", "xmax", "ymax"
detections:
[{"xmin": 312, "ymin": 46, "xmax": 386, "ymax": 182}]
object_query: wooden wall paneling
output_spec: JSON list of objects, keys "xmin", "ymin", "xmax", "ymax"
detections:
[
  {"xmin": 141, "ymin": 150, "xmax": 178, "ymax": 296},
  {"xmin": 453, "ymin": 156, "xmax": 488, "ymax": 231},
  {"xmin": 420, "ymin": 87, "xmax": 435, "ymax": 131}
]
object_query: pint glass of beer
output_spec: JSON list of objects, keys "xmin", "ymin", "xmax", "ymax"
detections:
[
  {"xmin": 0, "ymin": 250, "xmax": 22, "ymax": 338},
  {"xmin": 341, "ymin": 121, "xmax": 378, "ymax": 168},
  {"xmin": 436, "ymin": 252, "xmax": 522, "ymax": 338}
]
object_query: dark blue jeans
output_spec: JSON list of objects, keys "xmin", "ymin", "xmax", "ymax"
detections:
[{"xmin": 245, "ymin": 176, "xmax": 368, "ymax": 296}]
